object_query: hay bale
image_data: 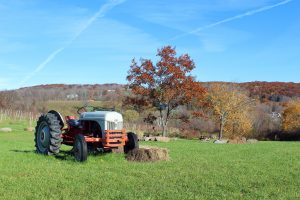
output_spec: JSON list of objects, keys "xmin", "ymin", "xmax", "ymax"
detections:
[
  {"xmin": 24, "ymin": 127, "xmax": 34, "ymax": 132},
  {"xmin": 0, "ymin": 127, "xmax": 12, "ymax": 132},
  {"xmin": 126, "ymin": 147, "xmax": 169, "ymax": 162}
]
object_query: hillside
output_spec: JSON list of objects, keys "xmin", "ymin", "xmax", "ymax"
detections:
[
  {"xmin": 1, "ymin": 82, "xmax": 300, "ymax": 111},
  {"xmin": 2, "ymin": 81, "xmax": 300, "ymax": 99},
  {"xmin": 240, "ymin": 81, "xmax": 300, "ymax": 101},
  {"xmin": 1, "ymin": 81, "xmax": 300, "ymax": 141},
  {"xmin": 205, "ymin": 81, "xmax": 300, "ymax": 101}
]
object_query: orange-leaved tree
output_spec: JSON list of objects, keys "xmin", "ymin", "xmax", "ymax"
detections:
[
  {"xmin": 205, "ymin": 83, "xmax": 254, "ymax": 139},
  {"xmin": 126, "ymin": 46, "xmax": 205, "ymax": 136},
  {"xmin": 282, "ymin": 100, "xmax": 300, "ymax": 133}
]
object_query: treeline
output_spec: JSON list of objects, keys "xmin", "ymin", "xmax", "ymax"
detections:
[
  {"xmin": 0, "ymin": 82, "xmax": 300, "ymax": 140},
  {"xmin": 1, "ymin": 82, "xmax": 300, "ymax": 104},
  {"xmin": 0, "ymin": 84, "xmax": 125, "ymax": 111},
  {"xmin": 240, "ymin": 82, "xmax": 300, "ymax": 102},
  {"xmin": 202, "ymin": 81, "xmax": 300, "ymax": 102}
]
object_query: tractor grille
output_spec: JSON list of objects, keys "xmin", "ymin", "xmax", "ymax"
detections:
[
  {"xmin": 107, "ymin": 121, "xmax": 123, "ymax": 130},
  {"xmin": 104, "ymin": 130, "xmax": 126, "ymax": 147},
  {"xmin": 117, "ymin": 122, "xmax": 123, "ymax": 130}
]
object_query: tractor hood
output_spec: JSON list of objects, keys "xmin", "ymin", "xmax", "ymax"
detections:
[{"xmin": 80, "ymin": 111, "xmax": 123, "ymax": 122}]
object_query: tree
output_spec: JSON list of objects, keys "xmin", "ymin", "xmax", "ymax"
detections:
[
  {"xmin": 251, "ymin": 103, "xmax": 282, "ymax": 138},
  {"xmin": 282, "ymin": 100, "xmax": 300, "ymax": 133},
  {"xmin": 126, "ymin": 46, "xmax": 205, "ymax": 136},
  {"xmin": 0, "ymin": 91, "xmax": 18, "ymax": 109},
  {"xmin": 123, "ymin": 109, "xmax": 140, "ymax": 123},
  {"xmin": 223, "ymin": 108, "xmax": 252, "ymax": 138},
  {"xmin": 205, "ymin": 83, "xmax": 254, "ymax": 139}
]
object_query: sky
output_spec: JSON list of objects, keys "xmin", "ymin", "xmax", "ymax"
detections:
[{"xmin": 0, "ymin": 0, "xmax": 299, "ymax": 90}]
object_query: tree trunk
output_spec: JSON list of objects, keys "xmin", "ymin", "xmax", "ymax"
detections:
[
  {"xmin": 219, "ymin": 114, "xmax": 225, "ymax": 140},
  {"xmin": 162, "ymin": 124, "xmax": 167, "ymax": 137},
  {"xmin": 164, "ymin": 119, "xmax": 169, "ymax": 137},
  {"xmin": 219, "ymin": 123, "xmax": 223, "ymax": 140},
  {"xmin": 159, "ymin": 108, "xmax": 164, "ymax": 136}
]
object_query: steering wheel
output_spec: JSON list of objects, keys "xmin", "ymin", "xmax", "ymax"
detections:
[
  {"xmin": 77, "ymin": 106, "xmax": 89, "ymax": 114},
  {"xmin": 77, "ymin": 106, "xmax": 115, "ymax": 114}
]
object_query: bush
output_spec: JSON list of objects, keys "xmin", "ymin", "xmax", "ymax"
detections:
[
  {"xmin": 123, "ymin": 110, "xmax": 139, "ymax": 123},
  {"xmin": 179, "ymin": 130, "xmax": 201, "ymax": 139}
]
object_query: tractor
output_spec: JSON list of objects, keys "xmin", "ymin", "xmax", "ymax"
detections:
[{"xmin": 34, "ymin": 106, "xmax": 139, "ymax": 162}]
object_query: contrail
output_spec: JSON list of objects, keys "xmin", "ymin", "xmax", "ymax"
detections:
[
  {"xmin": 20, "ymin": 0, "xmax": 126, "ymax": 87},
  {"xmin": 169, "ymin": 0, "xmax": 293, "ymax": 41}
]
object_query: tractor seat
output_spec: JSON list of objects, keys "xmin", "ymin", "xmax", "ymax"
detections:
[{"xmin": 67, "ymin": 119, "xmax": 81, "ymax": 128}]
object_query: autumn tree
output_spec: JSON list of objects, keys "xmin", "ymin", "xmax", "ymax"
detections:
[
  {"xmin": 123, "ymin": 109, "xmax": 140, "ymax": 123},
  {"xmin": 205, "ymin": 83, "xmax": 254, "ymax": 139},
  {"xmin": 126, "ymin": 46, "xmax": 205, "ymax": 136},
  {"xmin": 224, "ymin": 109, "xmax": 252, "ymax": 138},
  {"xmin": 282, "ymin": 100, "xmax": 300, "ymax": 133}
]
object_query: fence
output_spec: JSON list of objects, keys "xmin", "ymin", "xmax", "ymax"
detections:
[{"xmin": 0, "ymin": 109, "xmax": 40, "ymax": 127}]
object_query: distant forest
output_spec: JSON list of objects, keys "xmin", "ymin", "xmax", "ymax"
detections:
[
  {"xmin": 1, "ymin": 81, "xmax": 300, "ymax": 140},
  {"xmin": 1, "ymin": 82, "xmax": 300, "ymax": 108}
]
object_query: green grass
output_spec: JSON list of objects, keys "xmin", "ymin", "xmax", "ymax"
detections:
[{"xmin": 0, "ymin": 122, "xmax": 299, "ymax": 200}]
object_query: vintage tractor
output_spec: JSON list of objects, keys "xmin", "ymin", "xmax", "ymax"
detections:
[{"xmin": 34, "ymin": 106, "xmax": 139, "ymax": 162}]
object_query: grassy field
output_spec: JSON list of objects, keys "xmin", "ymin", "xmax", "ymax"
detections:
[{"xmin": 0, "ymin": 121, "xmax": 299, "ymax": 200}]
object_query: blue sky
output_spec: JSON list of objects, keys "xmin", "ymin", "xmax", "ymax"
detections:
[{"xmin": 0, "ymin": 0, "xmax": 299, "ymax": 90}]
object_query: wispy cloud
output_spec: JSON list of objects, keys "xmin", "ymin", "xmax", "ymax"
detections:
[
  {"xmin": 170, "ymin": 0, "xmax": 293, "ymax": 41},
  {"xmin": 68, "ymin": 0, "xmax": 125, "ymax": 44},
  {"xmin": 19, "ymin": 0, "xmax": 126, "ymax": 87}
]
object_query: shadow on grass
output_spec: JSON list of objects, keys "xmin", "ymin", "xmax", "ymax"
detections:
[
  {"xmin": 54, "ymin": 150, "xmax": 74, "ymax": 161},
  {"xmin": 10, "ymin": 150, "xmax": 35, "ymax": 154},
  {"xmin": 55, "ymin": 149, "xmax": 116, "ymax": 161},
  {"xmin": 10, "ymin": 149, "xmax": 75, "ymax": 161},
  {"xmin": 10, "ymin": 149, "xmax": 117, "ymax": 162}
]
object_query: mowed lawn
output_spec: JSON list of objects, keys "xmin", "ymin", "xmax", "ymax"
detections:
[{"xmin": 0, "ymin": 122, "xmax": 299, "ymax": 200}]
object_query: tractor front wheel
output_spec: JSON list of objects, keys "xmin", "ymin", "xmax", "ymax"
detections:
[
  {"xmin": 73, "ymin": 134, "xmax": 88, "ymax": 162},
  {"xmin": 124, "ymin": 132, "xmax": 139, "ymax": 153}
]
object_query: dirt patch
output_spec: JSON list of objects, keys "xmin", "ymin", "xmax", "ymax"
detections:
[
  {"xmin": 0, "ymin": 127, "xmax": 12, "ymax": 132},
  {"xmin": 126, "ymin": 147, "xmax": 169, "ymax": 162}
]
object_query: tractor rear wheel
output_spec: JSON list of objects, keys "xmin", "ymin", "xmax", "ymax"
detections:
[
  {"xmin": 35, "ymin": 113, "xmax": 62, "ymax": 155},
  {"xmin": 124, "ymin": 132, "xmax": 139, "ymax": 153},
  {"xmin": 73, "ymin": 134, "xmax": 88, "ymax": 162}
]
